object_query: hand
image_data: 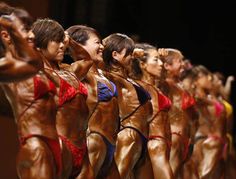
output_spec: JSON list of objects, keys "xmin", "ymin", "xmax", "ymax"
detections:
[
  {"xmin": 227, "ymin": 75, "xmax": 235, "ymax": 83},
  {"xmin": 63, "ymin": 31, "xmax": 70, "ymax": 48},
  {"xmin": 132, "ymin": 48, "xmax": 144, "ymax": 58},
  {"xmin": 158, "ymin": 48, "xmax": 168, "ymax": 57},
  {"xmin": 0, "ymin": 15, "xmax": 15, "ymax": 31}
]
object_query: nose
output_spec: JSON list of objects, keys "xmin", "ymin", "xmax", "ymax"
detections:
[
  {"xmin": 60, "ymin": 42, "xmax": 65, "ymax": 49},
  {"xmin": 158, "ymin": 58, "xmax": 163, "ymax": 66},
  {"xmin": 99, "ymin": 43, "xmax": 104, "ymax": 51}
]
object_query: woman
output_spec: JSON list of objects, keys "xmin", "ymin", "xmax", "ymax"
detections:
[
  {"xmin": 184, "ymin": 65, "xmax": 226, "ymax": 178},
  {"xmin": 0, "ymin": 4, "xmax": 42, "ymax": 82},
  {"xmin": 1, "ymin": 14, "xmax": 68, "ymax": 179},
  {"xmin": 102, "ymin": 33, "xmax": 153, "ymax": 179},
  {"xmin": 161, "ymin": 48, "xmax": 197, "ymax": 178},
  {"xmin": 32, "ymin": 19, "xmax": 94, "ymax": 179},
  {"xmin": 66, "ymin": 25, "xmax": 120, "ymax": 179},
  {"xmin": 131, "ymin": 43, "xmax": 173, "ymax": 179}
]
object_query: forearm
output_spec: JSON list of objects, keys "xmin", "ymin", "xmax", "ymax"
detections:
[{"xmin": 68, "ymin": 38, "xmax": 91, "ymax": 61}]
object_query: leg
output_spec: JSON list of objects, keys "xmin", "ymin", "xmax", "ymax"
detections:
[
  {"xmin": 198, "ymin": 139, "xmax": 222, "ymax": 179},
  {"xmin": 169, "ymin": 134, "xmax": 182, "ymax": 177},
  {"xmin": 148, "ymin": 139, "xmax": 173, "ymax": 179},
  {"xmin": 75, "ymin": 152, "xmax": 94, "ymax": 179},
  {"xmin": 105, "ymin": 159, "xmax": 121, "ymax": 179},
  {"xmin": 134, "ymin": 150, "xmax": 154, "ymax": 179},
  {"xmin": 87, "ymin": 132, "xmax": 106, "ymax": 177},
  {"xmin": 16, "ymin": 137, "xmax": 56, "ymax": 179},
  {"xmin": 114, "ymin": 128, "xmax": 142, "ymax": 179},
  {"xmin": 60, "ymin": 139, "xmax": 73, "ymax": 179}
]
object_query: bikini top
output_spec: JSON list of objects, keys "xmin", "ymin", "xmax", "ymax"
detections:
[
  {"xmin": 214, "ymin": 100, "xmax": 224, "ymax": 118},
  {"xmin": 58, "ymin": 74, "xmax": 88, "ymax": 107},
  {"xmin": 44, "ymin": 68, "xmax": 88, "ymax": 107},
  {"xmin": 127, "ymin": 78, "xmax": 151, "ymax": 105},
  {"xmin": 182, "ymin": 91, "xmax": 196, "ymax": 110},
  {"xmin": 17, "ymin": 72, "xmax": 57, "ymax": 120},
  {"xmin": 97, "ymin": 80, "xmax": 118, "ymax": 102},
  {"xmin": 222, "ymin": 100, "xmax": 233, "ymax": 118},
  {"xmin": 33, "ymin": 74, "xmax": 56, "ymax": 100},
  {"xmin": 157, "ymin": 91, "xmax": 172, "ymax": 111}
]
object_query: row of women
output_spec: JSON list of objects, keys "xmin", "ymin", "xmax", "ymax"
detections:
[{"xmin": 0, "ymin": 2, "xmax": 235, "ymax": 179}]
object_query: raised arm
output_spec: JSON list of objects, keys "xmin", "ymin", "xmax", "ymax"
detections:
[
  {"xmin": 64, "ymin": 35, "xmax": 93, "ymax": 80},
  {"xmin": 223, "ymin": 75, "xmax": 234, "ymax": 100},
  {"xmin": 0, "ymin": 16, "xmax": 42, "ymax": 82}
]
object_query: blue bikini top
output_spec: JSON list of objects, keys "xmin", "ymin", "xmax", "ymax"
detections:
[{"xmin": 97, "ymin": 80, "xmax": 118, "ymax": 102}]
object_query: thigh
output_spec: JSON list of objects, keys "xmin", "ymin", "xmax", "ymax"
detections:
[
  {"xmin": 16, "ymin": 137, "xmax": 56, "ymax": 179},
  {"xmin": 115, "ymin": 128, "xmax": 142, "ymax": 168},
  {"xmin": 87, "ymin": 132, "xmax": 107, "ymax": 175}
]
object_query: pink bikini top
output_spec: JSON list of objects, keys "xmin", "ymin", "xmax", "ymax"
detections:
[{"xmin": 214, "ymin": 101, "xmax": 224, "ymax": 117}]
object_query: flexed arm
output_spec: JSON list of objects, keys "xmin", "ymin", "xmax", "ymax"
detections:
[
  {"xmin": 0, "ymin": 16, "xmax": 42, "ymax": 82},
  {"xmin": 223, "ymin": 75, "xmax": 234, "ymax": 100},
  {"xmin": 64, "ymin": 34, "xmax": 93, "ymax": 80}
]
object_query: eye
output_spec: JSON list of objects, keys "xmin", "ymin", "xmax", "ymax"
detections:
[{"xmin": 153, "ymin": 58, "xmax": 158, "ymax": 62}]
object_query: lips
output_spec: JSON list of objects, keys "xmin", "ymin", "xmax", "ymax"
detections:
[{"xmin": 58, "ymin": 51, "xmax": 64, "ymax": 56}]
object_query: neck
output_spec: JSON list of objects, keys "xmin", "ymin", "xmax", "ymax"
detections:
[
  {"xmin": 110, "ymin": 63, "xmax": 128, "ymax": 78},
  {"xmin": 141, "ymin": 71, "xmax": 156, "ymax": 85},
  {"xmin": 195, "ymin": 87, "xmax": 209, "ymax": 99},
  {"xmin": 166, "ymin": 73, "xmax": 180, "ymax": 83},
  {"xmin": 89, "ymin": 63, "xmax": 99, "ymax": 74},
  {"xmin": 44, "ymin": 60, "xmax": 60, "ymax": 70}
]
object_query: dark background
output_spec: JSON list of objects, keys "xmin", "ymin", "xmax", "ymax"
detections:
[{"xmin": 0, "ymin": 0, "xmax": 235, "ymax": 178}]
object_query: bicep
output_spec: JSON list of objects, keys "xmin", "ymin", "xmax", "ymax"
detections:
[{"xmin": 0, "ymin": 59, "xmax": 39, "ymax": 82}]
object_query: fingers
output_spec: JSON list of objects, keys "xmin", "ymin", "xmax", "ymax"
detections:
[
  {"xmin": 132, "ymin": 48, "xmax": 144, "ymax": 58},
  {"xmin": 158, "ymin": 48, "xmax": 168, "ymax": 57}
]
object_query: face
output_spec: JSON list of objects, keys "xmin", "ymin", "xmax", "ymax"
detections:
[
  {"xmin": 196, "ymin": 72, "xmax": 212, "ymax": 90},
  {"xmin": 41, "ymin": 40, "xmax": 65, "ymax": 62},
  {"xmin": 27, "ymin": 30, "xmax": 35, "ymax": 48},
  {"xmin": 82, "ymin": 33, "xmax": 103, "ymax": 62},
  {"xmin": 212, "ymin": 74, "xmax": 223, "ymax": 93},
  {"xmin": 0, "ymin": 14, "xmax": 28, "ymax": 47},
  {"xmin": 144, "ymin": 49, "xmax": 163, "ymax": 77},
  {"xmin": 11, "ymin": 14, "xmax": 28, "ymax": 39},
  {"xmin": 166, "ymin": 55, "xmax": 184, "ymax": 77}
]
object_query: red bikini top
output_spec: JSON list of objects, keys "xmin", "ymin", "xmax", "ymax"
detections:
[
  {"xmin": 182, "ymin": 91, "xmax": 196, "ymax": 110},
  {"xmin": 58, "ymin": 77, "xmax": 88, "ymax": 107},
  {"xmin": 34, "ymin": 75, "xmax": 56, "ymax": 100},
  {"xmin": 158, "ymin": 92, "xmax": 172, "ymax": 112}
]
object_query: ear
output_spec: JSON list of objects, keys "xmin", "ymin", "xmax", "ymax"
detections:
[
  {"xmin": 1, "ymin": 30, "xmax": 11, "ymax": 44},
  {"xmin": 163, "ymin": 62, "xmax": 169, "ymax": 70},
  {"xmin": 112, "ymin": 51, "xmax": 119, "ymax": 61},
  {"xmin": 140, "ymin": 60, "xmax": 147, "ymax": 69}
]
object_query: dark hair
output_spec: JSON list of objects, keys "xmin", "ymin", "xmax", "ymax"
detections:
[
  {"xmin": 0, "ymin": 3, "xmax": 33, "ymax": 30},
  {"xmin": 66, "ymin": 25, "xmax": 100, "ymax": 45},
  {"xmin": 13, "ymin": 8, "xmax": 34, "ymax": 31},
  {"xmin": 0, "ymin": 3, "xmax": 12, "ymax": 56},
  {"xmin": 0, "ymin": 3, "xmax": 33, "ymax": 57},
  {"xmin": 102, "ymin": 33, "xmax": 134, "ymax": 70},
  {"xmin": 0, "ymin": 2, "xmax": 13, "ymax": 16},
  {"xmin": 31, "ymin": 18, "xmax": 65, "ymax": 49},
  {"xmin": 182, "ymin": 65, "xmax": 210, "ymax": 81},
  {"xmin": 131, "ymin": 43, "xmax": 156, "ymax": 79}
]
